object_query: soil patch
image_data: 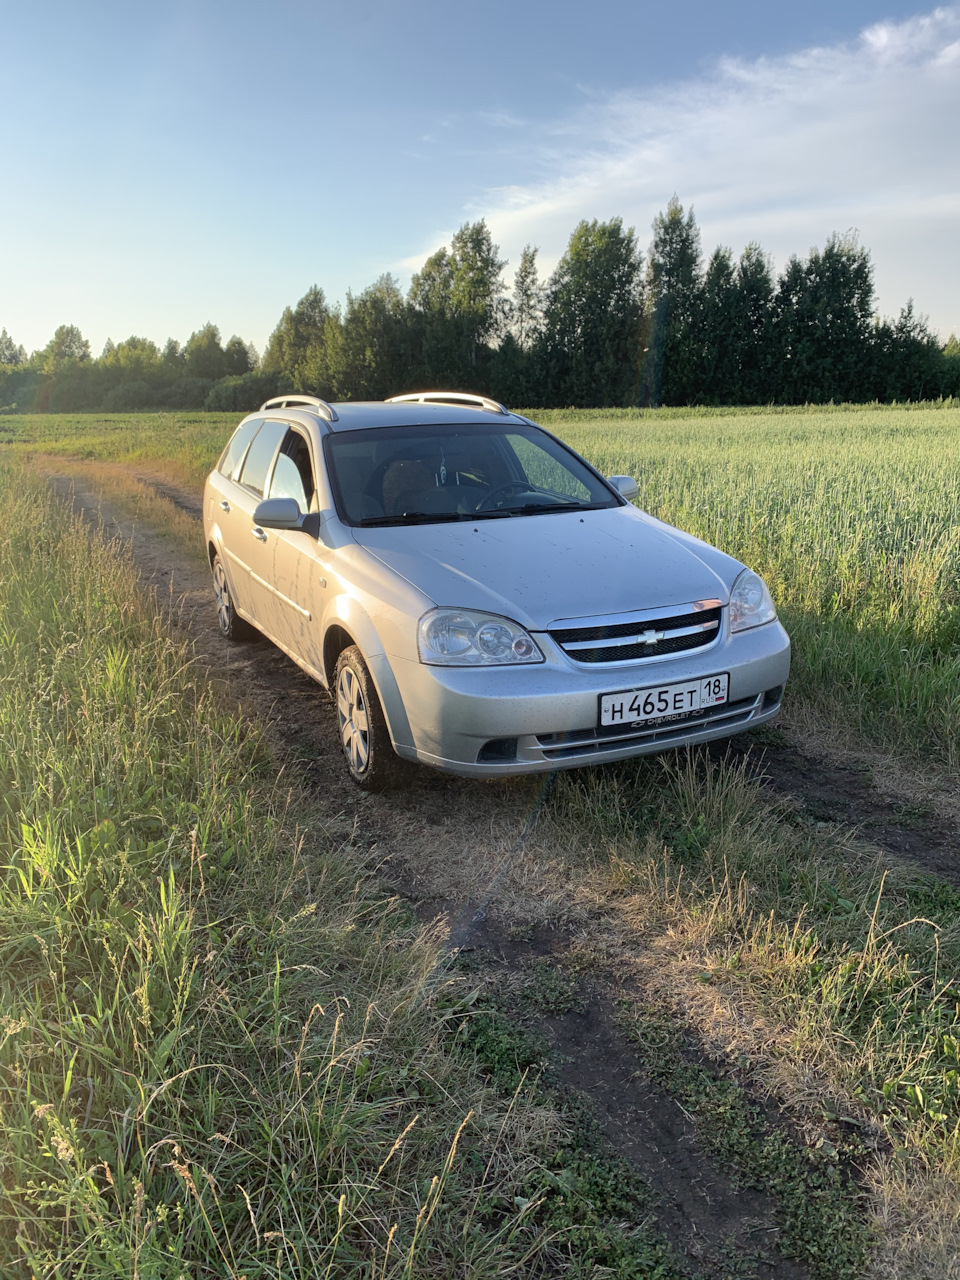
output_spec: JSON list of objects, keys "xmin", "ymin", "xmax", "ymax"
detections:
[
  {"xmin": 712, "ymin": 733, "xmax": 960, "ymax": 884},
  {"xmin": 452, "ymin": 915, "xmax": 813, "ymax": 1278}
]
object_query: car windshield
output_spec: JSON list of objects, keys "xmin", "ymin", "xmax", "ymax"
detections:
[{"xmin": 324, "ymin": 422, "xmax": 620, "ymax": 526}]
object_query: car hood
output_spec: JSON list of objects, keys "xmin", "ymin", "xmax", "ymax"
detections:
[{"xmin": 352, "ymin": 507, "xmax": 740, "ymax": 630}]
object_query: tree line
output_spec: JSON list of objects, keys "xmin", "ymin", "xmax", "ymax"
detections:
[
  {"xmin": 3, "ymin": 198, "xmax": 958, "ymax": 414},
  {"xmin": 0, "ymin": 323, "xmax": 266, "ymax": 414}
]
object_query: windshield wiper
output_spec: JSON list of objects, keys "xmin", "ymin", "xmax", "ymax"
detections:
[
  {"xmin": 358, "ymin": 512, "xmax": 455, "ymax": 526},
  {"xmin": 357, "ymin": 510, "xmax": 490, "ymax": 527},
  {"xmin": 503, "ymin": 501, "xmax": 604, "ymax": 516},
  {"xmin": 357, "ymin": 504, "xmax": 564, "ymax": 527}
]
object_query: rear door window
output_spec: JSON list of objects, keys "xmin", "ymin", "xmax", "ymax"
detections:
[
  {"xmin": 217, "ymin": 417, "xmax": 263, "ymax": 480},
  {"xmin": 237, "ymin": 419, "xmax": 287, "ymax": 497}
]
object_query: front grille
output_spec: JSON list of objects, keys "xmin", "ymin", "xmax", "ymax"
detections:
[{"xmin": 550, "ymin": 604, "xmax": 723, "ymax": 664}]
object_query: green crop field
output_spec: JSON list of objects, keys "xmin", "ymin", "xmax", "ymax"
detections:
[
  {"xmin": 6, "ymin": 401, "xmax": 960, "ymax": 768},
  {"xmin": 541, "ymin": 404, "xmax": 960, "ymax": 770}
]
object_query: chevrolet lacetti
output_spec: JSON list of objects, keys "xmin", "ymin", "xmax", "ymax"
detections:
[{"xmin": 203, "ymin": 392, "xmax": 791, "ymax": 789}]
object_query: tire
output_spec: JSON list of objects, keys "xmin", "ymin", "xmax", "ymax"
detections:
[
  {"xmin": 212, "ymin": 554, "xmax": 256, "ymax": 641},
  {"xmin": 334, "ymin": 646, "xmax": 410, "ymax": 791}
]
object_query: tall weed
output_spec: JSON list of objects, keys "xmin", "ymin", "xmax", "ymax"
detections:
[{"xmin": 0, "ymin": 465, "xmax": 591, "ymax": 1277}]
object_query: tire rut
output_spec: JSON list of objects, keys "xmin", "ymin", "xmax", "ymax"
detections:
[{"xmin": 128, "ymin": 466, "xmax": 960, "ymax": 885}]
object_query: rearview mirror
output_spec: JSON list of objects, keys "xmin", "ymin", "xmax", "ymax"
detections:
[{"xmin": 608, "ymin": 475, "xmax": 639, "ymax": 501}]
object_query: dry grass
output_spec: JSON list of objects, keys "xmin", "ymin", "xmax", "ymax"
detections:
[
  {"xmin": 866, "ymin": 1157, "xmax": 960, "ymax": 1280},
  {"xmin": 31, "ymin": 454, "xmax": 205, "ymax": 562}
]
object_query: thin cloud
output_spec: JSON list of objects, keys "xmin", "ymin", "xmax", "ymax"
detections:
[
  {"xmin": 421, "ymin": 7, "xmax": 960, "ymax": 335},
  {"xmin": 475, "ymin": 109, "xmax": 526, "ymax": 130}
]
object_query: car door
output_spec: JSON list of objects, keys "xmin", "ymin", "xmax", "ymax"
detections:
[
  {"xmin": 231, "ymin": 417, "xmax": 289, "ymax": 631},
  {"xmin": 267, "ymin": 427, "xmax": 332, "ymax": 678},
  {"xmin": 208, "ymin": 415, "xmax": 263, "ymax": 591}
]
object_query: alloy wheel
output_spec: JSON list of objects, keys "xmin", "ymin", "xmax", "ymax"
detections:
[
  {"xmin": 213, "ymin": 561, "xmax": 231, "ymax": 634},
  {"xmin": 337, "ymin": 664, "xmax": 370, "ymax": 775}
]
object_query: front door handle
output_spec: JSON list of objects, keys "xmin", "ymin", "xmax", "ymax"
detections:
[
  {"xmin": 219, "ymin": 499, "xmax": 230, "ymax": 512},
  {"xmin": 251, "ymin": 526, "xmax": 267, "ymax": 543}
]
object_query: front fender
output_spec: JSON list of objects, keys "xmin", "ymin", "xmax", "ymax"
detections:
[{"xmin": 322, "ymin": 594, "xmax": 415, "ymax": 750}]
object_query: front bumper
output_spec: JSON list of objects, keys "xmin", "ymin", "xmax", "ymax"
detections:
[{"xmin": 382, "ymin": 618, "xmax": 791, "ymax": 777}]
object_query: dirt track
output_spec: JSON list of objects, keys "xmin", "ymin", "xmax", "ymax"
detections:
[
  {"xmin": 108, "ymin": 466, "xmax": 960, "ymax": 884},
  {"xmin": 48, "ymin": 467, "xmax": 960, "ymax": 1278}
]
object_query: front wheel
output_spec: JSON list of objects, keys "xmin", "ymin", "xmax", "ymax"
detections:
[
  {"xmin": 335, "ymin": 646, "xmax": 410, "ymax": 791},
  {"xmin": 212, "ymin": 554, "xmax": 256, "ymax": 641}
]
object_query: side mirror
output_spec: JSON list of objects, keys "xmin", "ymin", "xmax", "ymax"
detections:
[
  {"xmin": 253, "ymin": 497, "xmax": 303, "ymax": 529},
  {"xmin": 608, "ymin": 475, "xmax": 639, "ymax": 501},
  {"xmin": 253, "ymin": 498, "xmax": 323, "ymax": 538}
]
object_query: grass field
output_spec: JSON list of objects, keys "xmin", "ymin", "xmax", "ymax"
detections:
[
  {"xmin": 5, "ymin": 400, "xmax": 959, "ymax": 769},
  {"xmin": 0, "ymin": 463, "xmax": 693, "ymax": 1278},
  {"xmin": 4, "ymin": 402, "xmax": 960, "ymax": 1276},
  {"xmin": 543, "ymin": 746, "xmax": 960, "ymax": 1277}
]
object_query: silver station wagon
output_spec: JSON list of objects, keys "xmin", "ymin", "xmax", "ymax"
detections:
[{"xmin": 203, "ymin": 392, "xmax": 791, "ymax": 789}]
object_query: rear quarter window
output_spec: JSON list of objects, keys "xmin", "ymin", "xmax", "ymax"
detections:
[{"xmin": 269, "ymin": 452, "xmax": 308, "ymax": 510}]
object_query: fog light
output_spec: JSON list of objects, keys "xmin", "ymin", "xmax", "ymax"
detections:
[{"xmin": 477, "ymin": 738, "xmax": 518, "ymax": 763}]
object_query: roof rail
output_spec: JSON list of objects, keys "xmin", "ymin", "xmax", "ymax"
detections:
[
  {"xmin": 386, "ymin": 391, "xmax": 509, "ymax": 415},
  {"xmin": 260, "ymin": 395, "xmax": 339, "ymax": 422}
]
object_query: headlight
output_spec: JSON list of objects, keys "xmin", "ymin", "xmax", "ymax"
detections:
[
  {"xmin": 418, "ymin": 608, "xmax": 544, "ymax": 666},
  {"xmin": 729, "ymin": 569, "xmax": 777, "ymax": 633}
]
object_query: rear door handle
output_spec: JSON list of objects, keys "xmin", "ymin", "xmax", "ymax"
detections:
[{"xmin": 219, "ymin": 499, "xmax": 230, "ymax": 512}]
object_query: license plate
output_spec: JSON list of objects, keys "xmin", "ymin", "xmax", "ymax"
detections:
[{"xmin": 599, "ymin": 674, "xmax": 729, "ymax": 728}]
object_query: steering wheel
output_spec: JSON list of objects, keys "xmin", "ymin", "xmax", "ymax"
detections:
[{"xmin": 476, "ymin": 481, "xmax": 533, "ymax": 511}]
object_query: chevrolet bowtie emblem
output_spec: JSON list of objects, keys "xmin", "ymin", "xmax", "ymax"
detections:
[{"xmin": 638, "ymin": 628, "xmax": 664, "ymax": 646}]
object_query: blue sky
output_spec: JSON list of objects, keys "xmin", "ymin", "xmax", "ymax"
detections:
[{"xmin": 2, "ymin": 1, "xmax": 958, "ymax": 356}]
